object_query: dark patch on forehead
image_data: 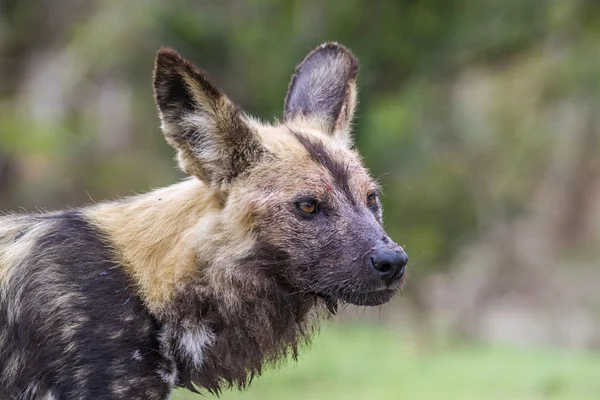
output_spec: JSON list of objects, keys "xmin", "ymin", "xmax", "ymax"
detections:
[{"xmin": 290, "ymin": 130, "xmax": 354, "ymax": 203}]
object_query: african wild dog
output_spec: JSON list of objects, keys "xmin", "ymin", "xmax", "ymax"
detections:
[{"xmin": 0, "ymin": 43, "xmax": 407, "ymax": 399}]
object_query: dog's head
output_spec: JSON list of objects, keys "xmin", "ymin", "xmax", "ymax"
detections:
[{"xmin": 153, "ymin": 43, "xmax": 407, "ymax": 308}]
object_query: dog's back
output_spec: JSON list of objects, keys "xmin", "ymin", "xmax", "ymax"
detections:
[{"xmin": 0, "ymin": 212, "xmax": 174, "ymax": 399}]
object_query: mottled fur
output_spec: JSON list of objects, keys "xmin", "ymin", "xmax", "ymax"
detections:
[
  {"xmin": 0, "ymin": 212, "xmax": 172, "ymax": 400},
  {"xmin": 0, "ymin": 43, "xmax": 407, "ymax": 399}
]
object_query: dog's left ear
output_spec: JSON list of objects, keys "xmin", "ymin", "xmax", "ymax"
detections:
[
  {"xmin": 153, "ymin": 48, "xmax": 264, "ymax": 190},
  {"xmin": 284, "ymin": 43, "xmax": 358, "ymax": 138}
]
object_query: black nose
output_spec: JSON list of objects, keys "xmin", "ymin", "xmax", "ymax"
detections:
[{"xmin": 370, "ymin": 248, "xmax": 408, "ymax": 284}]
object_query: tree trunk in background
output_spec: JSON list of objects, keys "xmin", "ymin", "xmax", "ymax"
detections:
[{"xmin": 559, "ymin": 106, "xmax": 599, "ymax": 247}]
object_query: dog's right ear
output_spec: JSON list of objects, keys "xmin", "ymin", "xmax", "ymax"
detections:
[
  {"xmin": 153, "ymin": 49, "xmax": 264, "ymax": 190},
  {"xmin": 284, "ymin": 43, "xmax": 358, "ymax": 139}
]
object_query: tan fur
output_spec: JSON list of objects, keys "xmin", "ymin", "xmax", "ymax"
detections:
[
  {"xmin": 85, "ymin": 175, "xmax": 271, "ymax": 317},
  {"xmin": 334, "ymin": 81, "xmax": 358, "ymax": 142},
  {"xmin": 85, "ymin": 179, "xmax": 222, "ymax": 316}
]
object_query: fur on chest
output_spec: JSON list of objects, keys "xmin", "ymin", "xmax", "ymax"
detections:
[{"xmin": 157, "ymin": 279, "xmax": 321, "ymax": 394}]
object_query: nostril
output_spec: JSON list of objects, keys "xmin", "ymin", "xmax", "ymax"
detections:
[
  {"xmin": 378, "ymin": 262, "xmax": 392, "ymax": 274},
  {"xmin": 370, "ymin": 255, "xmax": 394, "ymax": 277}
]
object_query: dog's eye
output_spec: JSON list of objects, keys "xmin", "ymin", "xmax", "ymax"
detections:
[
  {"xmin": 367, "ymin": 194, "xmax": 378, "ymax": 209},
  {"xmin": 296, "ymin": 200, "xmax": 319, "ymax": 216}
]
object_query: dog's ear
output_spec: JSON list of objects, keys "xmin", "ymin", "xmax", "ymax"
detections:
[
  {"xmin": 284, "ymin": 43, "xmax": 358, "ymax": 138},
  {"xmin": 154, "ymin": 48, "xmax": 264, "ymax": 190}
]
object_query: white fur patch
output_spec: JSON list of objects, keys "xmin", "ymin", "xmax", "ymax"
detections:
[
  {"xmin": 1, "ymin": 352, "xmax": 20, "ymax": 384},
  {"xmin": 181, "ymin": 113, "xmax": 221, "ymax": 161},
  {"xmin": 18, "ymin": 384, "xmax": 57, "ymax": 400},
  {"xmin": 109, "ymin": 328, "xmax": 125, "ymax": 340},
  {"xmin": 157, "ymin": 367, "xmax": 178, "ymax": 386},
  {"xmin": 132, "ymin": 349, "xmax": 143, "ymax": 362},
  {"xmin": 178, "ymin": 324, "xmax": 215, "ymax": 369},
  {"xmin": 40, "ymin": 390, "xmax": 58, "ymax": 400},
  {"xmin": 110, "ymin": 382, "xmax": 129, "ymax": 396}
]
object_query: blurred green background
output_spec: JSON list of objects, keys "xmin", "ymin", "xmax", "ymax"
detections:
[{"xmin": 1, "ymin": 1, "xmax": 599, "ymax": 398}]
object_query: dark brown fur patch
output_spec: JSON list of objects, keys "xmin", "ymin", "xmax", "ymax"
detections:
[
  {"xmin": 290, "ymin": 130, "xmax": 354, "ymax": 203},
  {"xmin": 153, "ymin": 48, "xmax": 221, "ymax": 117}
]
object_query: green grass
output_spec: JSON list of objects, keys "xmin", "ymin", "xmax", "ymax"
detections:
[{"xmin": 172, "ymin": 324, "xmax": 600, "ymax": 400}]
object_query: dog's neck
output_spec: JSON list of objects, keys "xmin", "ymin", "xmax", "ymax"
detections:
[
  {"xmin": 86, "ymin": 178, "xmax": 223, "ymax": 316},
  {"xmin": 162, "ymin": 277, "xmax": 321, "ymax": 393},
  {"xmin": 86, "ymin": 178, "xmax": 326, "ymax": 392}
]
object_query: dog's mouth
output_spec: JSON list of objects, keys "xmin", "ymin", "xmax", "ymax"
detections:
[
  {"xmin": 317, "ymin": 283, "xmax": 401, "ymax": 312},
  {"xmin": 347, "ymin": 288, "xmax": 398, "ymax": 306}
]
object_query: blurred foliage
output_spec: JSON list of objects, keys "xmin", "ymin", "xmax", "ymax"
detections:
[{"xmin": 1, "ymin": 0, "xmax": 599, "ymax": 278}]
